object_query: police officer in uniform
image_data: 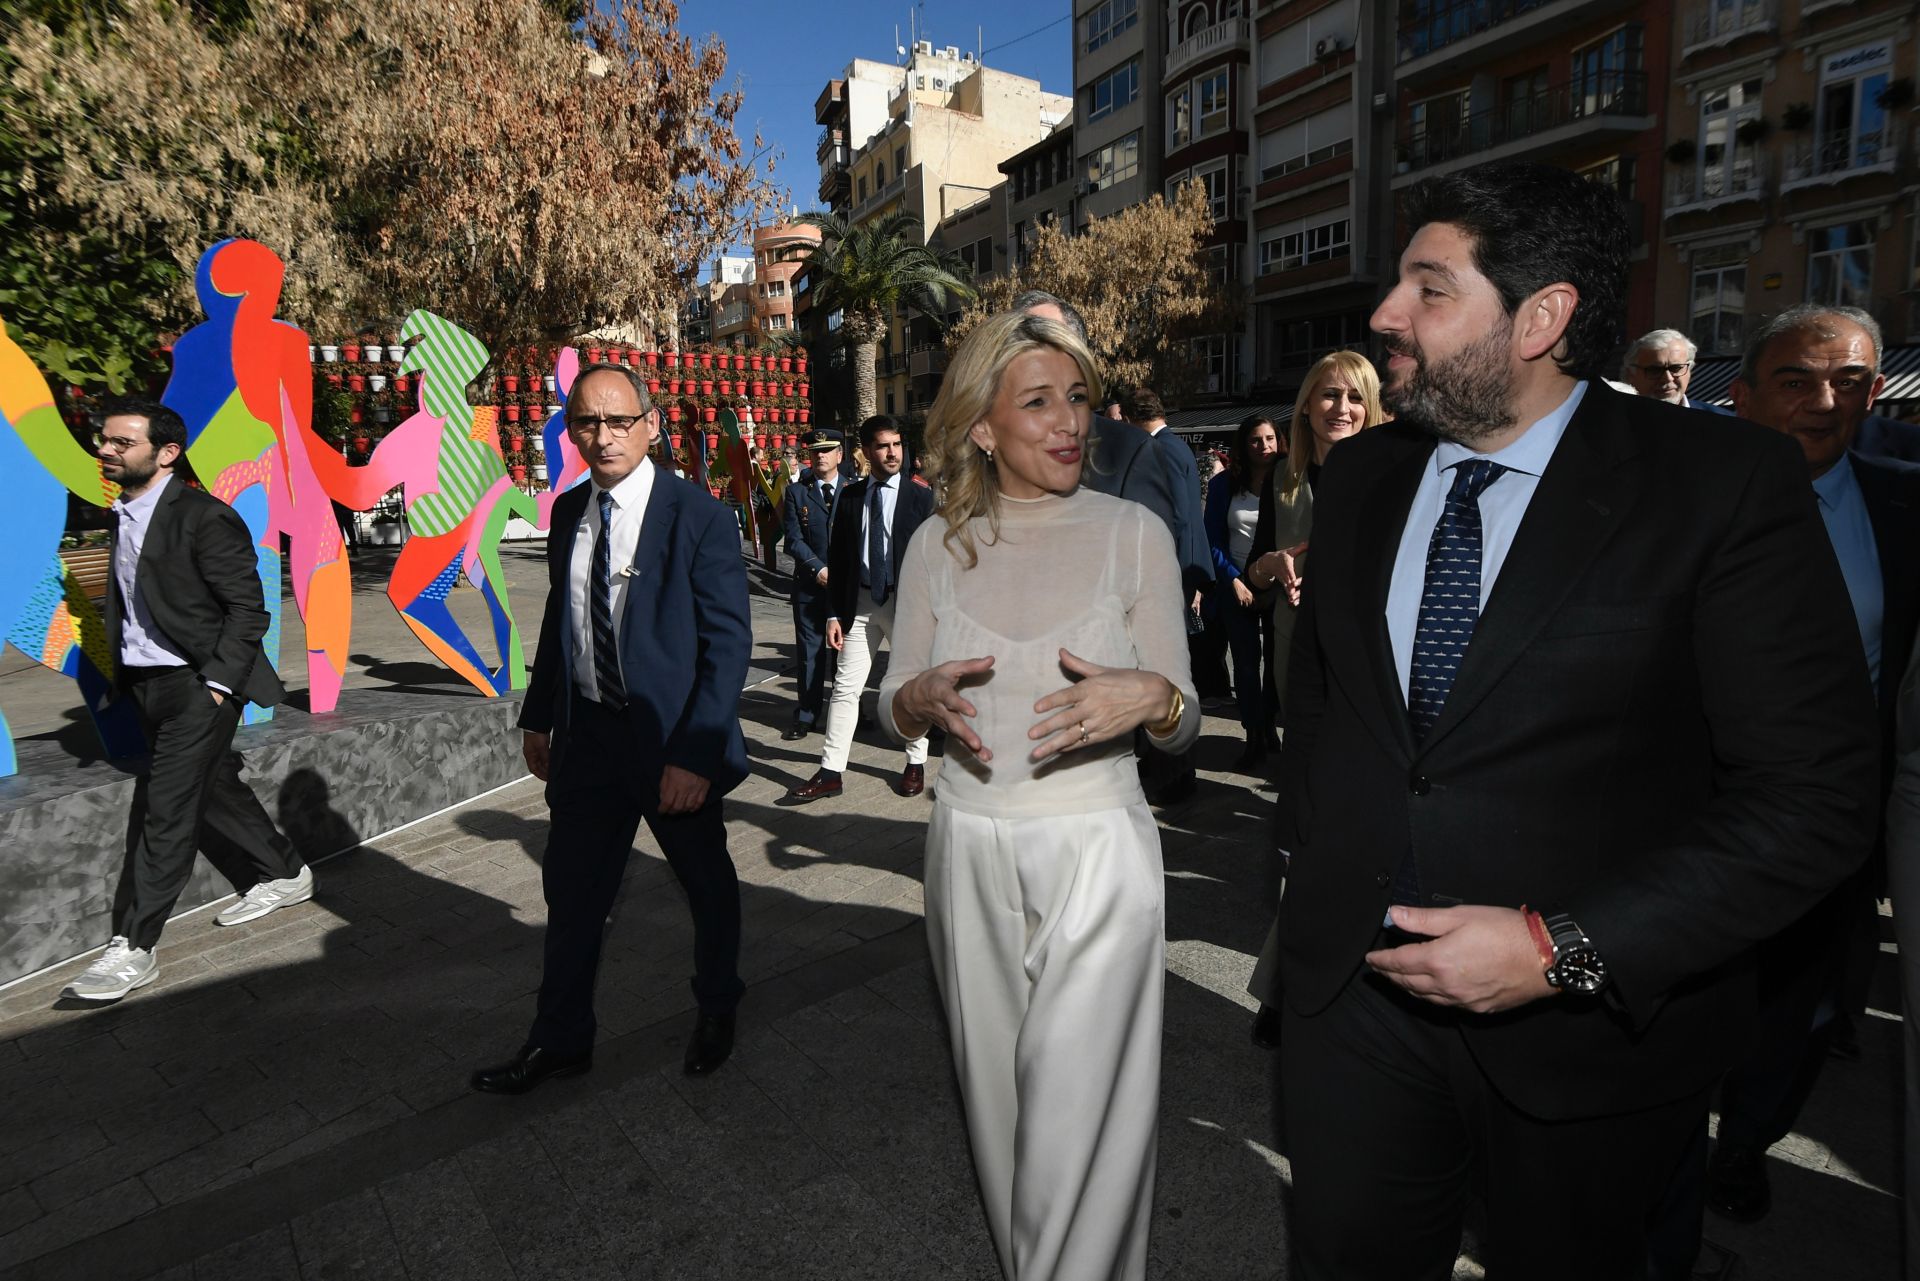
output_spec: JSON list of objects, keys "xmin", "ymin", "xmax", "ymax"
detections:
[{"xmin": 781, "ymin": 429, "xmax": 845, "ymax": 740}]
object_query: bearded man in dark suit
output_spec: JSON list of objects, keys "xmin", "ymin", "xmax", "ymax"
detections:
[{"xmin": 1273, "ymin": 161, "xmax": 1878, "ymax": 1279}]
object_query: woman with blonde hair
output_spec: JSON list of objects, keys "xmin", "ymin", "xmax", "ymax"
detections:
[
  {"xmin": 1242, "ymin": 347, "xmax": 1383, "ymax": 1048},
  {"xmin": 880, "ymin": 310, "xmax": 1198, "ymax": 1280}
]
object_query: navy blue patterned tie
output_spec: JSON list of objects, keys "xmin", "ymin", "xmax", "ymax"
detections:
[
  {"xmin": 590, "ymin": 491, "xmax": 626, "ymax": 709},
  {"xmin": 1394, "ymin": 459, "xmax": 1506, "ymax": 905},
  {"xmin": 867, "ymin": 479, "xmax": 891, "ymax": 605}
]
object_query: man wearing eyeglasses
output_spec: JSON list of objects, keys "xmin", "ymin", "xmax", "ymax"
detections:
[
  {"xmin": 473, "ymin": 363, "xmax": 751, "ymax": 1095},
  {"xmin": 1621, "ymin": 329, "xmax": 1729, "ymax": 415},
  {"xmin": 60, "ymin": 399, "xmax": 310, "ymax": 1003}
]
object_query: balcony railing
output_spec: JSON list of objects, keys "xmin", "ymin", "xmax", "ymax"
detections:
[
  {"xmin": 817, "ymin": 128, "xmax": 844, "ymax": 163},
  {"xmin": 1397, "ymin": 72, "xmax": 1648, "ymax": 171},
  {"xmin": 1781, "ymin": 130, "xmax": 1894, "ymax": 188},
  {"xmin": 1166, "ymin": 17, "xmax": 1251, "ymax": 79},
  {"xmin": 1664, "ymin": 153, "xmax": 1768, "ymax": 212},
  {"xmin": 1397, "ymin": 0, "xmax": 1558, "ymax": 64},
  {"xmin": 1679, "ymin": 0, "xmax": 1776, "ymax": 55},
  {"xmin": 852, "ymin": 167, "xmax": 910, "ymax": 221}
]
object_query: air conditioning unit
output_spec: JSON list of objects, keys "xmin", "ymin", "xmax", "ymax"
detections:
[
  {"xmin": 1075, "ymin": 178, "xmax": 1097, "ymax": 196},
  {"xmin": 1315, "ymin": 35, "xmax": 1348, "ymax": 59},
  {"xmin": 915, "ymin": 39, "xmax": 933, "ymax": 55}
]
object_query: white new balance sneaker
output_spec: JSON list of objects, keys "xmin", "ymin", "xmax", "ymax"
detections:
[
  {"xmin": 215, "ymin": 864, "xmax": 315, "ymax": 927},
  {"xmin": 63, "ymin": 937, "xmax": 158, "ymax": 1002}
]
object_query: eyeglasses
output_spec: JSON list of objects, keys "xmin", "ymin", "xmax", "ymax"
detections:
[
  {"xmin": 93, "ymin": 432, "xmax": 145, "ymax": 454},
  {"xmin": 566, "ymin": 414, "xmax": 647, "ymax": 439},
  {"xmin": 1634, "ymin": 362, "xmax": 1692, "ymax": 377}
]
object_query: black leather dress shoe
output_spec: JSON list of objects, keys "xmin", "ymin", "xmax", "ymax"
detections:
[
  {"xmin": 898, "ymin": 764, "xmax": 925, "ymax": 796},
  {"xmin": 1705, "ymin": 1142, "xmax": 1771, "ymax": 1222},
  {"xmin": 781, "ymin": 723, "xmax": 811, "ymax": 741},
  {"xmin": 684, "ymin": 1011, "xmax": 736, "ymax": 1077},
  {"xmin": 471, "ymin": 1044, "xmax": 592, "ymax": 1095},
  {"xmin": 786, "ymin": 769, "xmax": 843, "ymax": 803}
]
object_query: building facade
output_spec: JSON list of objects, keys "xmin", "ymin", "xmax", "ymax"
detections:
[
  {"xmin": 751, "ymin": 222, "xmax": 822, "ymax": 345},
  {"xmin": 1651, "ymin": 4, "xmax": 1919, "ymax": 403},
  {"xmin": 1075, "ymin": 0, "xmax": 1167, "ymax": 224}
]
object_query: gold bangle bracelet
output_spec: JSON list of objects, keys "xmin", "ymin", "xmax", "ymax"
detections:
[{"xmin": 1146, "ymin": 687, "xmax": 1185, "ymax": 739}]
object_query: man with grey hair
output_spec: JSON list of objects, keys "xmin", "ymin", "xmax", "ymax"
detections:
[
  {"xmin": 1692, "ymin": 303, "xmax": 1920, "ymax": 1227},
  {"xmin": 1622, "ymin": 328, "xmax": 1726, "ymax": 413}
]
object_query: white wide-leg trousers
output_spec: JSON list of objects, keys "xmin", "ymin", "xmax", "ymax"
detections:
[
  {"xmin": 925, "ymin": 800, "xmax": 1166, "ymax": 1281},
  {"xmin": 820, "ymin": 590, "xmax": 928, "ymax": 772}
]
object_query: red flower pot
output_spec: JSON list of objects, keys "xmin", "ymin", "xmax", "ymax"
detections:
[
  {"xmin": 799, "ymin": 408, "xmax": 811, "ymax": 424},
  {"xmin": 504, "ymin": 404, "xmax": 522, "ymax": 423},
  {"xmin": 700, "ymin": 380, "xmax": 714, "ymax": 396},
  {"xmin": 754, "ymin": 434, "xmax": 768, "ymax": 449},
  {"xmin": 352, "ymin": 435, "xmax": 371, "ymax": 452},
  {"xmin": 347, "ymin": 374, "xmax": 366, "ymax": 392},
  {"xmin": 666, "ymin": 379, "xmax": 681, "ymax": 395},
  {"xmin": 510, "ymin": 465, "xmax": 527, "ymax": 482},
  {"xmin": 702, "ymin": 406, "xmax": 717, "ymax": 423},
  {"xmin": 647, "ymin": 377, "xmax": 661, "ymax": 394},
  {"xmin": 326, "ymin": 372, "xmax": 343, "ymax": 388},
  {"xmin": 587, "ymin": 347, "xmax": 604, "ymax": 364},
  {"xmin": 749, "ymin": 354, "xmax": 763, "ymax": 371},
  {"xmin": 503, "ymin": 374, "xmax": 521, "ymax": 393},
  {"xmin": 671, "ymin": 433, "xmax": 683, "ymax": 449},
  {"xmin": 509, "ymin": 434, "xmax": 525, "ymax": 452},
  {"xmin": 798, "ymin": 381, "xmax": 810, "ymax": 398},
  {"xmin": 699, "ymin": 351, "xmax": 713, "ymax": 369},
  {"xmin": 644, "ymin": 350, "xmax": 658, "ymax": 367},
  {"xmin": 751, "ymin": 381, "xmax": 765, "ymax": 398},
  {"xmin": 779, "ymin": 356, "xmax": 792, "ymax": 373},
  {"xmin": 668, "ymin": 406, "xmax": 682, "ymax": 424},
  {"xmin": 715, "ymin": 379, "xmax": 730, "ymax": 396},
  {"xmin": 665, "ymin": 351, "xmax": 680, "ymax": 369},
  {"xmin": 342, "ymin": 343, "xmax": 361, "ymax": 362}
]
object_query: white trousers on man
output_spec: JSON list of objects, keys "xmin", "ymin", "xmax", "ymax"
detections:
[
  {"xmin": 820, "ymin": 589, "xmax": 928, "ymax": 772},
  {"xmin": 925, "ymin": 800, "xmax": 1165, "ymax": 1281}
]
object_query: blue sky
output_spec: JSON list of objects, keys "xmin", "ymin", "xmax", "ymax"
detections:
[{"xmin": 676, "ymin": 2, "xmax": 1075, "ymax": 249}]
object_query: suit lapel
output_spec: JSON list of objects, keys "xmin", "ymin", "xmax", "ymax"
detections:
[
  {"xmin": 1419, "ymin": 388, "xmax": 1645, "ymax": 755},
  {"xmin": 1351, "ymin": 440, "xmax": 1430, "ymax": 759}
]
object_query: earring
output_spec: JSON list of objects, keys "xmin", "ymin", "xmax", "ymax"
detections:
[{"xmin": 983, "ymin": 447, "xmax": 994, "ymax": 463}]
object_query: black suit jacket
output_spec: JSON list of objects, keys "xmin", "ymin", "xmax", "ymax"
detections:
[
  {"xmin": 826, "ymin": 473, "xmax": 935, "ymax": 628},
  {"xmin": 782, "ymin": 467, "xmax": 840, "ymax": 596},
  {"xmin": 1854, "ymin": 452, "xmax": 1920, "ymax": 732},
  {"xmin": 520, "ymin": 473, "xmax": 751, "ymax": 799},
  {"xmin": 106, "ymin": 476, "xmax": 284, "ymax": 709},
  {"xmin": 1081, "ymin": 418, "xmax": 1179, "ymax": 538},
  {"xmin": 1856, "ymin": 414, "xmax": 1920, "ymax": 466},
  {"xmin": 1276, "ymin": 382, "xmax": 1880, "ymax": 1119}
]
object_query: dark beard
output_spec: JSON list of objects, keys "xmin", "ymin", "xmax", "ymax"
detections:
[
  {"xmin": 110, "ymin": 456, "xmax": 159, "ymax": 492},
  {"xmin": 1381, "ymin": 323, "xmax": 1516, "ymax": 447}
]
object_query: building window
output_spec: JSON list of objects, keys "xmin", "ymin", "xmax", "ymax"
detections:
[
  {"xmin": 1257, "ymin": 0, "xmax": 1356, "ymax": 84},
  {"xmin": 1689, "ymin": 241, "xmax": 1747, "ymax": 356},
  {"xmin": 1197, "ymin": 69, "xmax": 1230, "ymax": 137},
  {"xmin": 1194, "ymin": 159, "xmax": 1229, "ymax": 223},
  {"xmin": 1259, "ymin": 216, "xmax": 1351, "ymax": 274},
  {"xmin": 1807, "ymin": 221, "xmax": 1875, "ymax": 308},
  {"xmin": 1405, "ymin": 88, "xmax": 1471, "ymax": 167},
  {"xmin": 1085, "ymin": 0, "xmax": 1139, "ymax": 52},
  {"xmin": 1503, "ymin": 67, "xmax": 1550, "ymax": 138},
  {"xmin": 1193, "ymin": 335, "xmax": 1227, "ymax": 394},
  {"xmin": 876, "ymin": 160, "xmax": 887, "ymax": 186},
  {"xmin": 857, "ymin": 175, "xmax": 868, "ymax": 202},
  {"xmin": 1578, "ymin": 155, "xmax": 1637, "ymax": 200},
  {"xmin": 1570, "ymin": 25, "xmax": 1644, "ymax": 116},
  {"xmin": 1169, "ymin": 84, "xmax": 1194, "ymax": 150},
  {"xmin": 1699, "ymin": 77, "xmax": 1763, "ymax": 199},
  {"xmin": 1815, "ymin": 43, "xmax": 1894, "ymax": 174},
  {"xmin": 767, "ymin": 315, "xmax": 789, "ymax": 331},
  {"xmin": 1088, "ymin": 58, "xmax": 1140, "ymax": 123},
  {"xmin": 1085, "ymin": 132, "xmax": 1141, "ymax": 191},
  {"xmin": 895, "ymin": 145, "xmax": 907, "ymax": 178},
  {"xmin": 1270, "ymin": 308, "xmax": 1373, "ymax": 368},
  {"xmin": 1258, "ymin": 101, "xmax": 1354, "ymax": 180}
]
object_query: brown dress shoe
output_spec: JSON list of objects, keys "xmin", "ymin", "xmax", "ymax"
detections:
[
  {"xmin": 898, "ymin": 764, "xmax": 925, "ymax": 796},
  {"xmin": 786, "ymin": 769, "xmax": 843, "ymax": 802}
]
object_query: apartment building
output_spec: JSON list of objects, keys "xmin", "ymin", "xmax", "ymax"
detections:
[
  {"xmin": 816, "ymin": 43, "xmax": 1070, "ymax": 418},
  {"xmin": 815, "ymin": 60, "xmax": 910, "ymax": 219},
  {"xmin": 1075, "ymin": 0, "xmax": 1167, "ymax": 224},
  {"xmin": 1162, "ymin": 1, "xmax": 1255, "ymax": 397},
  {"xmin": 1001, "ymin": 122, "xmax": 1079, "ymax": 274},
  {"xmin": 1388, "ymin": 0, "xmax": 1673, "ymax": 340},
  {"xmin": 750, "ymin": 222, "xmax": 822, "ymax": 345},
  {"xmin": 1652, "ymin": 3, "xmax": 1920, "ymax": 406},
  {"xmin": 1244, "ymin": 0, "xmax": 1396, "ymax": 394}
]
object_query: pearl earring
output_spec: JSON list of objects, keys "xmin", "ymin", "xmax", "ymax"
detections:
[{"xmin": 983, "ymin": 447, "xmax": 994, "ymax": 462}]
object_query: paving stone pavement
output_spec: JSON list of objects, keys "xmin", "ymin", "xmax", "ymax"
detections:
[{"xmin": 0, "ymin": 552, "xmax": 1904, "ymax": 1280}]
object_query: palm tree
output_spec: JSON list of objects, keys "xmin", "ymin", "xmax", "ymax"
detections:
[{"xmin": 795, "ymin": 209, "xmax": 976, "ymax": 423}]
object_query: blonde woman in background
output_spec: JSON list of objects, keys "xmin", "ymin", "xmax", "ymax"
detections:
[
  {"xmin": 880, "ymin": 311, "xmax": 1198, "ymax": 1280},
  {"xmin": 1242, "ymin": 348, "xmax": 1384, "ymax": 1048}
]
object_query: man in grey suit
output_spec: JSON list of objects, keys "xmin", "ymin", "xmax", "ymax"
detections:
[{"xmin": 1621, "ymin": 329, "xmax": 1729, "ymax": 415}]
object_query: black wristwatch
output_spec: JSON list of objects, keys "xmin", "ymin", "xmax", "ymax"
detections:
[{"xmin": 1541, "ymin": 910, "xmax": 1609, "ymax": 996}]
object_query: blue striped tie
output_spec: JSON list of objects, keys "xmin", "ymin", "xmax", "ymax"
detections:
[
  {"xmin": 1394, "ymin": 458, "xmax": 1506, "ymax": 906},
  {"xmin": 591, "ymin": 491, "xmax": 626, "ymax": 709}
]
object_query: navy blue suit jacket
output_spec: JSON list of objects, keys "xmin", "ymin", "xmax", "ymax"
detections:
[
  {"xmin": 782, "ymin": 467, "xmax": 840, "ymax": 594},
  {"xmin": 826, "ymin": 473, "xmax": 935, "ymax": 628},
  {"xmin": 1148, "ymin": 427, "xmax": 1213, "ymax": 596},
  {"xmin": 1081, "ymin": 417, "xmax": 1178, "ymax": 537},
  {"xmin": 520, "ymin": 473, "xmax": 752, "ymax": 798}
]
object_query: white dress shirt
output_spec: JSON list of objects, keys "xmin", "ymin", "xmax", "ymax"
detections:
[
  {"xmin": 113, "ymin": 474, "xmax": 190, "ymax": 670},
  {"xmin": 1384, "ymin": 381, "xmax": 1587, "ymax": 698},
  {"xmin": 569, "ymin": 459, "xmax": 654, "ymax": 702},
  {"xmin": 860, "ymin": 472, "xmax": 900, "ymax": 590}
]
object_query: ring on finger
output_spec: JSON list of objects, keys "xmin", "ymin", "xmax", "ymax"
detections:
[{"xmin": 1077, "ymin": 721, "xmax": 1090, "ymax": 745}]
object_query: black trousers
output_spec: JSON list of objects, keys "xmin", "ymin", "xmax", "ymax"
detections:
[
  {"xmin": 1281, "ymin": 965, "xmax": 1708, "ymax": 1281},
  {"xmin": 791, "ymin": 586, "xmax": 831, "ymax": 727},
  {"xmin": 530, "ymin": 694, "xmax": 744, "ymax": 1055},
  {"xmin": 113, "ymin": 667, "xmax": 299, "ymax": 951}
]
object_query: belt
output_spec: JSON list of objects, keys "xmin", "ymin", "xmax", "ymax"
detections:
[{"xmin": 122, "ymin": 664, "xmax": 190, "ymax": 682}]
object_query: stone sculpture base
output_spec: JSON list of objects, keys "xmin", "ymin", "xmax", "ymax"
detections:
[{"xmin": 0, "ymin": 687, "xmax": 529, "ymax": 988}]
